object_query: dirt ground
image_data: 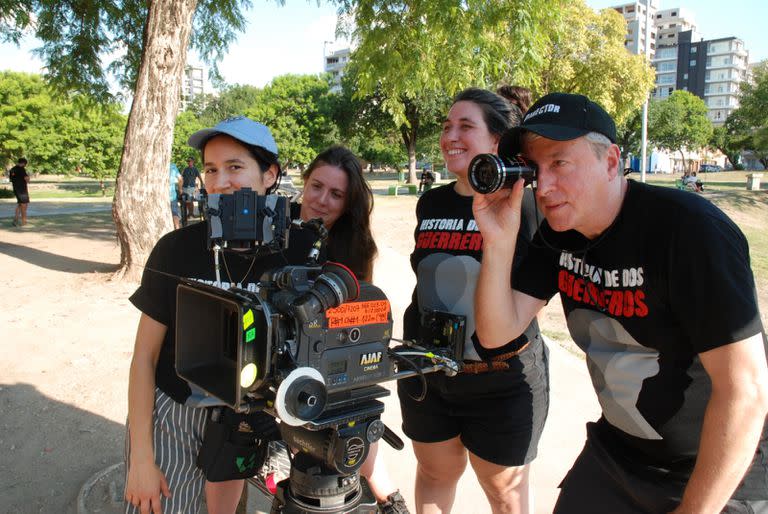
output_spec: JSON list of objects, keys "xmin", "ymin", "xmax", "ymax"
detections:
[
  {"xmin": 1, "ymin": 194, "xmax": 487, "ymax": 514},
  {"xmin": 1, "ymin": 189, "xmax": 766, "ymax": 514}
]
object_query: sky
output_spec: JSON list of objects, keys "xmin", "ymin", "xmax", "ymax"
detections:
[{"xmin": 0, "ymin": 0, "xmax": 765, "ymax": 90}]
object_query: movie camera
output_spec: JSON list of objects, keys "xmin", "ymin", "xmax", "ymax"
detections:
[
  {"xmin": 175, "ymin": 188, "xmax": 462, "ymax": 513},
  {"xmin": 468, "ymin": 154, "xmax": 537, "ymax": 194}
]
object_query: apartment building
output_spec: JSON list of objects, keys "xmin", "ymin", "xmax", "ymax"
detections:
[
  {"xmin": 181, "ymin": 65, "xmax": 206, "ymax": 111},
  {"xmin": 612, "ymin": 0, "xmax": 658, "ymax": 57},
  {"xmin": 654, "ymin": 7, "xmax": 698, "ymax": 48},
  {"xmin": 652, "ymin": 30, "xmax": 749, "ymax": 124},
  {"xmin": 324, "ymin": 47, "xmax": 350, "ymax": 93}
]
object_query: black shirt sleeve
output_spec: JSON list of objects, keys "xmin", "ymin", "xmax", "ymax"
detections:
[
  {"xmin": 513, "ymin": 224, "xmax": 561, "ymax": 302},
  {"xmin": 129, "ymin": 233, "xmax": 179, "ymax": 326},
  {"xmin": 668, "ymin": 207, "xmax": 764, "ymax": 353}
]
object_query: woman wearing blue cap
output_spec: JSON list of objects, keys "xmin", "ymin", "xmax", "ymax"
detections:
[{"xmin": 123, "ymin": 116, "xmax": 313, "ymax": 514}]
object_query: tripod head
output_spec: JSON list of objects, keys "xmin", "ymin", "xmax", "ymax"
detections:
[{"xmin": 270, "ymin": 389, "xmax": 397, "ymax": 513}]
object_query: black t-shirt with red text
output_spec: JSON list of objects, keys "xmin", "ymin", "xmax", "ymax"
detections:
[
  {"xmin": 403, "ymin": 182, "xmax": 541, "ymax": 360},
  {"xmin": 515, "ymin": 180, "xmax": 768, "ymax": 498}
]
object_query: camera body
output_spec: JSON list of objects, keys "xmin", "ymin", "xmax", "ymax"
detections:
[
  {"xmin": 468, "ymin": 154, "xmax": 537, "ymax": 194},
  {"xmin": 175, "ymin": 263, "xmax": 395, "ymax": 421},
  {"xmin": 177, "ymin": 188, "xmax": 463, "ymax": 436}
]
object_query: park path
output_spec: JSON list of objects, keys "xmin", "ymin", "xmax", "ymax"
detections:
[{"xmin": 0, "ymin": 197, "xmax": 112, "ymax": 219}]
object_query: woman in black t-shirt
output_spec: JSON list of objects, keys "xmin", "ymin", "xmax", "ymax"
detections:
[
  {"xmin": 397, "ymin": 88, "xmax": 549, "ymax": 513},
  {"xmin": 124, "ymin": 117, "xmax": 293, "ymax": 514}
]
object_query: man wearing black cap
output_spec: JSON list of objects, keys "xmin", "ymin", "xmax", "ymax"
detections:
[{"xmin": 472, "ymin": 92, "xmax": 768, "ymax": 513}]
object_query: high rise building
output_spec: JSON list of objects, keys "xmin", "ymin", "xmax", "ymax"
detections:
[
  {"xmin": 651, "ymin": 30, "xmax": 749, "ymax": 124},
  {"xmin": 612, "ymin": 0, "xmax": 658, "ymax": 57},
  {"xmin": 181, "ymin": 65, "xmax": 206, "ymax": 111},
  {"xmin": 606, "ymin": 1, "xmax": 750, "ymax": 127},
  {"xmin": 654, "ymin": 7, "xmax": 699, "ymax": 48},
  {"xmin": 324, "ymin": 48, "xmax": 350, "ymax": 93}
]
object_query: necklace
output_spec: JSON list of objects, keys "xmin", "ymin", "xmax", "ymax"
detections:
[{"xmin": 215, "ymin": 246, "xmax": 257, "ymax": 286}]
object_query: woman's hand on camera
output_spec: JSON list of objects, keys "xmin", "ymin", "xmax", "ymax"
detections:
[
  {"xmin": 472, "ymin": 179, "xmax": 525, "ymax": 253},
  {"xmin": 125, "ymin": 459, "xmax": 171, "ymax": 514}
]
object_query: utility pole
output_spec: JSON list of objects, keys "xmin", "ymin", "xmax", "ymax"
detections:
[{"xmin": 639, "ymin": 0, "xmax": 653, "ymax": 183}]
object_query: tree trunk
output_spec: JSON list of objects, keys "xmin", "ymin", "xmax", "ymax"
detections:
[
  {"xmin": 112, "ymin": 1, "xmax": 198, "ymax": 281},
  {"xmin": 678, "ymin": 148, "xmax": 687, "ymax": 174},
  {"xmin": 399, "ymin": 125, "xmax": 418, "ymax": 184},
  {"xmin": 399, "ymin": 97, "xmax": 420, "ymax": 184}
]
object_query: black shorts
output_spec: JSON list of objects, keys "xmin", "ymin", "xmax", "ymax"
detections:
[
  {"xmin": 397, "ymin": 335, "xmax": 549, "ymax": 467},
  {"xmin": 14, "ymin": 190, "xmax": 29, "ymax": 204},
  {"xmin": 554, "ymin": 422, "xmax": 768, "ymax": 514}
]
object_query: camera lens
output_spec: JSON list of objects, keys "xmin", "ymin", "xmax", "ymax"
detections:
[
  {"xmin": 468, "ymin": 154, "xmax": 537, "ymax": 194},
  {"xmin": 291, "ymin": 262, "xmax": 360, "ymax": 322}
]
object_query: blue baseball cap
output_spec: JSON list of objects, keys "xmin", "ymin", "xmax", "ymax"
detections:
[{"xmin": 188, "ymin": 116, "xmax": 278, "ymax": 156}]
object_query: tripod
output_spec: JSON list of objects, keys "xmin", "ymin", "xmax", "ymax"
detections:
[
  {"xmin": 271, "ymin": 452, "xmax": 377, "ymax": 513},
  {"xmin": 269, "ymin": 393, "xmax": 402, "ymax": 514}
]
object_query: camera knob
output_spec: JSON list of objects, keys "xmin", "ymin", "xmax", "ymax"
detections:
[{"xmin": 366, "ymin": 419, "xmax": 385, "ymax": 443}]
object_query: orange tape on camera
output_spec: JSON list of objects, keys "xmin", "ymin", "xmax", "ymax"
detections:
[{"xmin": 326, "ymin": 300, "xmax": 391, "ymax": 328}]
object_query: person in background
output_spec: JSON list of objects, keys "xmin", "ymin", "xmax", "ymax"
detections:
[
  {"xmin": 182, "ymin": 157, "xmax": 202, "ymax": 219},
  {"xmin": 496, "ymin": 85, "xmax": 533, "ymax": 117},
  {"xmin": 418, "ymin": 166, "xmax": 435, "ymax": 194},
  {"xmin": 398, "ymin": 88, "xmax": 549, "ymax": 514},
  {"xmin": 473, "ymin": 92, "xmax": 768, "ymax": 514},
  {"xmin": 9, "ymin": 157, "xmax": 30, "ymax": 227},
  {"xmin": 297, "ymin": 146, "xmax": 408, "ymax": 513},
  {"xmin": 169, "ymin": 162, "xmax": 182, "ymax": 229}
]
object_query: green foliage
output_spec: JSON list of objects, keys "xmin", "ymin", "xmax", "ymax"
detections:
[
  {"xmin": 615, "ymin": 108, "xmax": 643, "ymax": 159},
  {"xmin": 709, "ymin": 126, "xmax": 741, "ymax": 169},
  {"xmin": 649, "ymin": 90, "xmax": 713, "ymax": 169},
  {"xmin": 171, "ymin": 110, "xmax": 206, "ymax": 170},
  {"xmin": 329, "ymin": 73, "xmax": 408, "ymax": 168},
  {"xmin": 196, "ymin": 84, "xmax": 262, "ymax": 126},
  {"xmin": 0, "ymin": 0, "xmax": 254, "ymax": 101},
  {"xmin": 534, "ymin": 1, "xmax": 655, "ymax": 124},
  {"xmin": 244, "ymin": 74, "xmax": 338, "ymax": 168},
  {"xmin": 727, "ymin": 60, "xmax": 768, "ymax": 168},
  {"xmin": 0, "ymin": 0, "xmax": 33, "ymax": 44},
  {"xmin": 0, "ymin": 71, "xmax": 126, "ymax": 176},
  {"xmin": 343, "ymin": 0, "xmax": 557, "ymax": 126}
]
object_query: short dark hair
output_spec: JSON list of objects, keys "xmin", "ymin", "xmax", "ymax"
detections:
[
  {"xmin": 200, "ymin": 139, "xmax": 282, "ymax": 194},
  {"xmin": 496, "ymin": 85, "xmax": 533, "ymax": 115},
  {"xmin": 303, "ymin": 146, "xmax": 377, "ymax": 281},
  {"xmin": 17, "ymin": 157, "xmax": 28, "ymax": 165},
  {"xmin": 452, "ymin": 87, "xmax": 521, "ymax": 136}
]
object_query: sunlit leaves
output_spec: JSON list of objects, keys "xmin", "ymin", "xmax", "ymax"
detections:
[
  {"xmin": 649, "ymin": 90, "xmax": 712, "ymax": 165},
  {"xmin": 0, "ymin": 71, "xmax": 126, "ymax": 175}
]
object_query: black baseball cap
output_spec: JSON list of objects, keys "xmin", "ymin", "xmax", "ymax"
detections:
[{"xmin": 499, "ymin": 92, "xmax": 616, "ymax": 159}]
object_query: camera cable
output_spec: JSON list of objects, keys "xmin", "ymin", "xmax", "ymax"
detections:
[
  {"xmin": 388, "ymin": 339, "xmax": 462, "ymax": 401},
  {"xmin": 387, "ymin": 349, "xmax": 428, "ymax": 401}
]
